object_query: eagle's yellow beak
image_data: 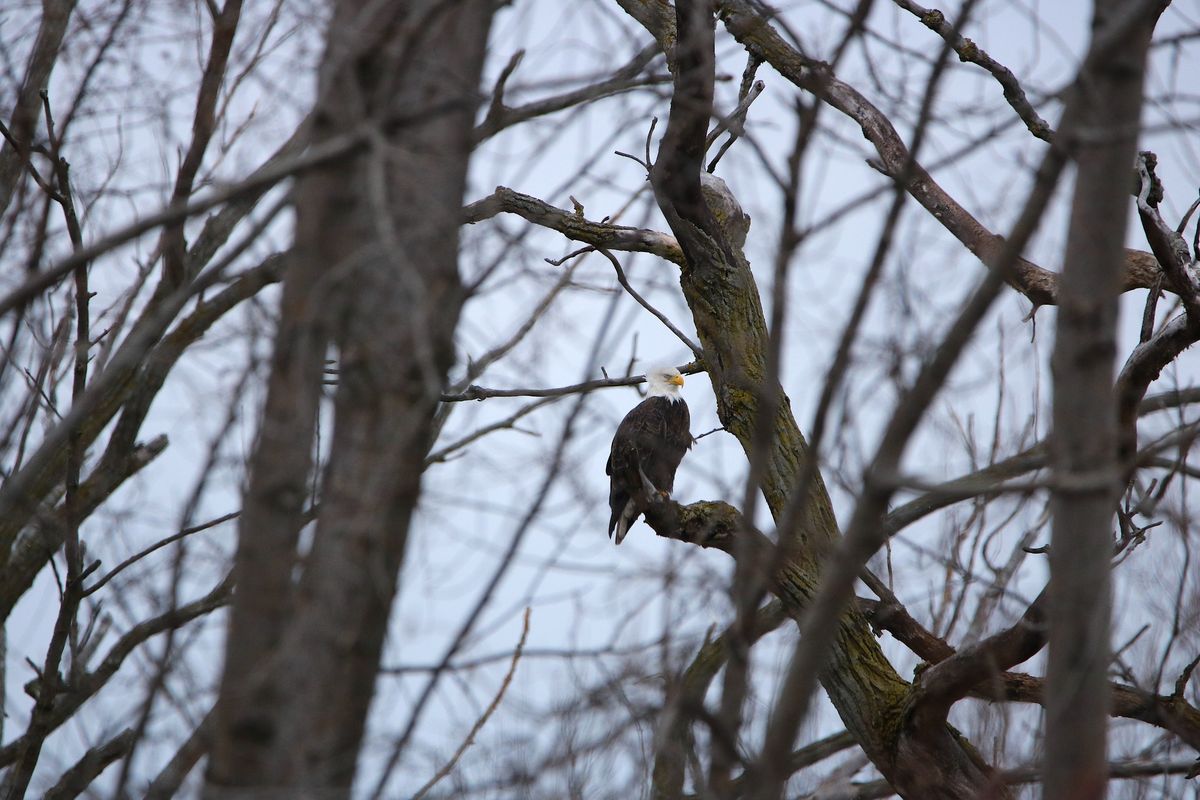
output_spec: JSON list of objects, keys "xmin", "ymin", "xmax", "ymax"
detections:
[{"xmin": 670, "ymin": 374, "xmax": 685, "ymax": 387}]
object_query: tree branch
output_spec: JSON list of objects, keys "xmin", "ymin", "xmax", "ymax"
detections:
[
  {"xmin": 0, "ymin": 576, "xmax": 231, "ymax": 769},
  {"xmin": 144, "ymin": 711, "xmax": 213, "ymax": 800},
  {"xmin": 439, "ymin": 361, "xmax": 704, "ymax": 402},
  {"xmin": 596, "ymin": 247, "xmax": 703, "ymax": 359},
  {"xmin": 43, "ymin": 728, "xmax": 135, "ymax": 800},
  {"xmin": 716, "ymin": 0, "xmax": 1165, "ymax": 308},
  {"xmin": 159, "ymin": 0, "xmax": 245, "ymax": 288},
  {"xmin": 892, "ymin": 0, "xmax": 1053, "ymax": 141},
  {"xmin": 410, "ymin": 607, "xmax": 530, "ymax": 800},
  {"xmin": 910, "ymin": 589, "xmax": 1047, "ymax": 733},
  {"xmin": 862, "ymin": 597, "xmax": 1200, "ymax": 752},
  {"xmin": 475, "ymin": 42, "xmax": 668, "ymax": 141},
  {"xmin": 463, "ymin": 186, "xmax": 683, "ymax": 264}
]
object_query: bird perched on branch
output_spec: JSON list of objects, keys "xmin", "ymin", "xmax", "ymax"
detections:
[{"xmin": 606, "ymin": 365, "xmax": 692, "ymax": 544}]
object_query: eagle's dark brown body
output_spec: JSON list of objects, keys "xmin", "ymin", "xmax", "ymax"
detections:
[{"xmin": 606, "ymin": 395, "xmax": 691, "ymax": 543}]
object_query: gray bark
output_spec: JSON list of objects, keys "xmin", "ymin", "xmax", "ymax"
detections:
[
  {"xmin": 1046, "ymin": 1, "xmax": 1160, "ymax": 798},
  {"xmin": 204, "ymin": 1, "xmax": 494, "ymax": 796}
]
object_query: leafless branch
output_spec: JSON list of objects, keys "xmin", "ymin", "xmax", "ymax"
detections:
[
  {"xmin": 476, "ymin": 42, "xmax": 667, "ymax": 141},
  {"xmin": 439, "ymin": 361, "xmax": 703, "ymax": 402},
  {"xmin": 43, "ymin": 728, "xmax": 135, "ymax": 800},
  {"xmin": 410, "ymin": 607, "xmax": 530, "ymax": 800},
  {"xmin": 891, "ymin": 0, "xmax": 1053, "ymax": 141},
  {"xmin": 0, "ymin": 129, "xmax": 358, "ymax": 321},
  {"xmin": 425, "ymin": 396, "xmax": 559, "ymax": 465},
  {"xmin": 0, "ymin": 575, "xmax": 231, "ymax": 770},
  {"xmin": 143, "ymin": 711, "xmax": 212, "ymax": 800},
  {"xmin": 595, "ymin": 247, "xmax": 703, "ymax": 358},
  {"xmin": 718, "ymin": 0, "xmax": 1165, "ymax": 308},
  {"xmin": 82, "ymin": 510, "xmax": 239, "ymax": 597},
  {"xmin": 463, "ymin": 186, "xmax": 683, "ymax": 264},
  {"xmin": 159, "ymin": 0, "xmax": 245, "ymax": 288}
]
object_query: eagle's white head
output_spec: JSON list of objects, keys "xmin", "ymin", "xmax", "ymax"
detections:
[{"xmin": 646, "ymin": 365, "xmax": 685, "ymax": 402}]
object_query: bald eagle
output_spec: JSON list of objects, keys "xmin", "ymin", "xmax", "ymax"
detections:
[{"xmin": 606, "ymin": 366, "xmax": 691, "ymax": 544}]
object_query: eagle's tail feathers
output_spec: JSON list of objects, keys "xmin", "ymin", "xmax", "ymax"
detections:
[{"xmin": 614, "ymin": 499, "xmax": 637, "ymax": 545}]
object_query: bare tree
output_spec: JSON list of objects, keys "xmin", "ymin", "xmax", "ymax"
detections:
[
  {"xmin": 1, "ymin": 1, "xmax": 1199, "ymax": 799},
  {"xmin": 206, "ymin": 1, "xmax": 495, "ymax": 795}
]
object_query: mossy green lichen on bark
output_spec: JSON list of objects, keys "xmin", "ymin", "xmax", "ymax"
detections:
[{"xmin": 665, "ymin": 152, "xmax": 996, "ymax": 795}]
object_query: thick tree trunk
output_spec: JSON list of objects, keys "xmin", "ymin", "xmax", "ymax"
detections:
[
  {"xmin": 645, "ymin": 3, "xmax": 995, "ymax": 797},
  {"xmin": 1046, "ymin": 2, "xmax": 1156, "ymax": 798},
  {"xmin": 637, "ymin": 0, "xmax": 1161, "ymax": 796},
  {"xmin": 205, "ymin": 2, "xmax": 493, "ymax": 796}
]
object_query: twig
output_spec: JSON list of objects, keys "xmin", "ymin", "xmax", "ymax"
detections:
[
  {"xmin": 595, "ymin": 247, "xmax": 703, "ymax": 358},
  {"xmin": 645, "ymin": 115, "xmax": 658, "ymax": 170},
  {"xmin": 82, "ymin": 511, "xmax": 240, "ymax": 597},
  {"xmin": 1177, "ymin": 193, "xmax": 1200, "ymax": 235},
  {"xmin": 425, "ymin": 397, "xmax": 560, "ymax": 465},
  {"xmin": 705, "ymin": 72, "xmax": 762, "ymax": 150},
  {"xmin": 439, "ymin": 360, "xmax": 704, "ymax": 402},
  {"xmin": 615, "ymin": 149, "xmax": 651, "ymax": 171},
  {"xmin": 1173, "ymin": 654, "xmax": 1200, "ymax": 700},
  {"xmin": 0, "ymin": 127, "xmax": 362, "ymax": 321},
  {"xmin": 892, "ymin": 0, "xmax": 1053, "ymax": 141},
  {"xmin": 616, "ymin": 116, "xmax": 662, "ymax": 173},
  {"xmin": 1140, "ymin": 274, "xmax": 1163, "ymax": 343},
  {"xmin": 0, "ymin": 117, "xmax": 57, "ymax": 198},
  {"xmin": 475, "ymin": 44, "xmax": 666, "ymax": 142},
  {"xmin": 706, "ymin": 75, "xmax": 764, "ymax": 173},
  {"xmin": 483, "ymin": 49, "xmax": 524, "ymax": 127},
  {"xmin": 158, "ymin": 0, "xmax": 245, "ymax": 288},
  {"xmin": 410, "ymin": 608, "xmax": 531, "ymax": 800}
]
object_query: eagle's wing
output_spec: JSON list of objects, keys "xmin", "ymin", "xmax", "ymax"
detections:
[{"xmin": 607, "ymin": 397, "xmax": 690, "ymax": 543}]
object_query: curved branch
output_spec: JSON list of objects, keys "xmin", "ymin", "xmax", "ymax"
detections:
[
  {"xmin": 892, "ymin": 0, "xmax": 1053, "ymax": 141},
  {"xmin": 1118, "ymin": 314, "xmax": 1200, "ymax": 458},
  {"xmin": 475, "ymin": 42, "xmax": 667, "ymax": 141},
  {"xmin": 910, "ymin": 589, "xmax": 1047, "ymax": 733},
  {"xmin": 717, "ymin": 0, "xmax": 1164, "ymax": 308},
  {"xmin": 463, "ymin": 186, "xmax": 683, "ymax": 264},
  {"xmin": 596, "ymin": 247, "xmax": 703, "ymax": 358},
  {"xmin": 863, "ymin": 596, "xmax": 1200, "ymax": 751}
]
